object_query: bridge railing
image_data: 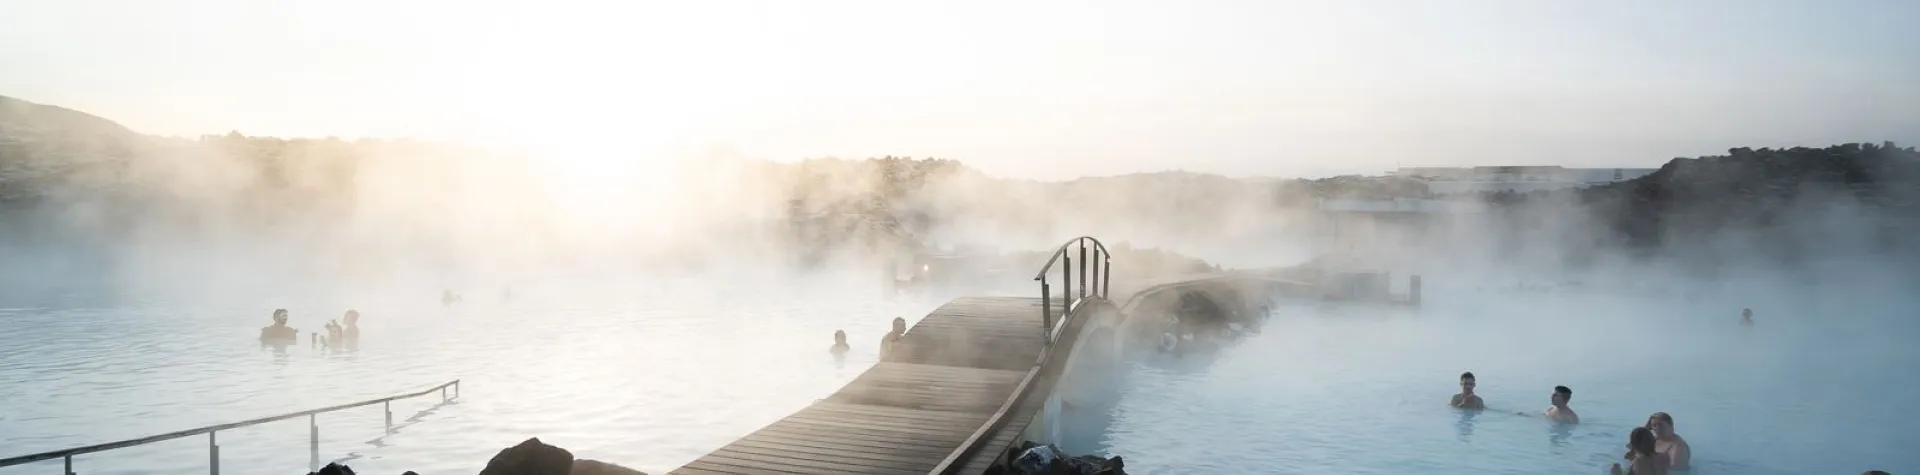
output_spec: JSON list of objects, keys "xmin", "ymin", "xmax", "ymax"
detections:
[
  {"xmin": 0, "ymin": 379, "xmax": 460, "ymax": 475},
  {"xmin": 1032, "ymin": 236, "xmax": 1111, "ymax": 340},
  {"xmin": 935, "ymin": 238, "xmax": 1115, "ymax": 474}
]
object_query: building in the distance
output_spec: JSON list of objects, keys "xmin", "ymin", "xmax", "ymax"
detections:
[{"xmin": 1391, "ymin": 166, "xmax": 1656, "ymax": 194}]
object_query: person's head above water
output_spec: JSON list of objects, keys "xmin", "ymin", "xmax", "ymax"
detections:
[
  {"xmin": 272, "ymin": 309, "xmax": 289, "ymax": 325},
  {"xmin": 1742, "ymin": 308, "xmax": 1753, "ymax": 318},
  {"xmin": 1628, "ymin": 427, "xmax": 1657, "ymax": 457},
  {"xmin": 1646, "ymin": 412, "xmax": 1676, "ymax": 436},
  {"xmin": 834, "ymin": 330, "xmax": 847, "ymax": 344},
  {"xmin": 343, "ymin": 310, "xmax": 360, "ymax": 325},
  {"xmin": 1552, "ymin": 385, "xmax": 1573, "ymax": 405},
  {"xmin": 1459, "ymin": 372, "xmax": 1477, "ymax": 394},
  {"xmin": 891, "ymin": 317, "xmax": 907, "ymax": 333}
]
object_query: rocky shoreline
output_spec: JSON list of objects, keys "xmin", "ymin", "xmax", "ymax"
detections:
[
  {"xmin": 300, "ymin": 437, "xmax": 1134, "ymax": 475},
  {"xmin": 305, "ymin": 438, "xmax": 646, "ymax": 475},
  {"xmin": 991, "ymin": 441, "xmax": 1126, "ymax": 475}
]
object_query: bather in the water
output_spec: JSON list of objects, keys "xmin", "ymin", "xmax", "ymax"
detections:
[
  {"xmin": 1740, "ymin": 308, "xmax": 1754, "ymax": 326},
  {"xmin": 322, "ymin": 310, "xmax": 362, "ymax": 351},
  {"xmin": 1610, "ymin": 427, "xmax": 1670, "ymax": 475},
  {"xmin": 1629, "ymin": 412, "xmax": 1691, "ymax": 470},
  {"xmin": 879, "ymin": 317, "xmax": 907, "ymax": 358},
  {"xmin": 830, "ymin": 330, "xmax": 850, "ymax": 356},
  {"xmin": 259, "ymin": 309, "xmax": 298, "ymax": 349},
  {"xmin": 441, "ymin": 290, "xmax": 462, "ymax": 307},
  {"xmin": 1544, "ymin": 385, "xmax": 1579, "ymax": 424},
  {"xmin": 1450, "ymin": 372, "xmax": 1485, "ymax": 410}
]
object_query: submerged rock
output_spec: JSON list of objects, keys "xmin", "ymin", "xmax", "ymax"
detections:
[
  {"xmin": 305, "ymin": 463, "xmax": 356, "ymax": 475},
  {"xmin": 472, "ymin": 437, "xmax": 648, "ymax": 475},
  {"xmin": 296, "ymin": 437, "xmax": 644, "ymax": 475},
  {"xmin": 479, "ymin": 437, "xmax": 575, "ymax": 475},
  {"xmin": 571, "ymin": 459, "xmax": 647, "ymax": 475}
]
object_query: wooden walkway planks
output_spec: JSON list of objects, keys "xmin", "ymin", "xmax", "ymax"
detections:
[
  {"xmin": 670, "ymin": 297, "xmax": 1054, "ymax": 475},
  {"xmin": 888, "ymin": 296, "xmax": 1054, "ymax": 371}
]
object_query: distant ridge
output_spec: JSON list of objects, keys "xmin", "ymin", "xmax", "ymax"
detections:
[{"xmin": 2, "ymin": 93, "xmax": 1916, "ymax": 263}]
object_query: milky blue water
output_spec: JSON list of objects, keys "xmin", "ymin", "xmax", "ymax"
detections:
[
  {"xmin": 1095, "ymin": 284, "xmax": 1920, "ymax": 475},
  {"xmin": 0, "ymin": 272, "xmax": 940, "ymax": 475},
  {"xmin": 7, "ymin": 267, "xmax": 1918, "ymax": 475}
]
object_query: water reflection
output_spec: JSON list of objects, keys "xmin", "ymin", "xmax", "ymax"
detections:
[
  {"xmin": 1455, "ymin": 409, "xmax": 1478, "ymax": 441},
  {"xmin": 1548, "ymin": 421, "xmax": 1573, "ymax": 448}
]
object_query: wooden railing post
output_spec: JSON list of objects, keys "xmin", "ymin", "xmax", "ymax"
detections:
[
  {"xmin": 384, "ymin": 401, "xmax": 393, "ymax": 433},
  {"xmin": 64, "ymin": 455, "xmax": 73, "ymax": 475}
]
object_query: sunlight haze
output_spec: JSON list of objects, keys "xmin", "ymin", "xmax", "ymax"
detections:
[{"xmin": 3, "ymin": 0, "xmax": 1916, "ymax": 179}]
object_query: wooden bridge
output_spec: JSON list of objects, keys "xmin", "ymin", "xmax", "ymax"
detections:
[{"xmin": 668, "ymin": 237, "xmax": 1330, "ymax": 475}]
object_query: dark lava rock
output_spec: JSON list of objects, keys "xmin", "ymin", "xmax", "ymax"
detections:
[
  {"xmin": 1000, "ymin": 441, "xmax": 1127, "ymax": 475},
  {"xmin": 306, "ymin": 463, "xmax": 355, "ymax": 475},
  {"xmin": 571, "ymin": 459, "xmax": 648, "ymax": 475},
  {"xmin": 479, "ymin": 437, "xmax": 575, "ymax": 475}
]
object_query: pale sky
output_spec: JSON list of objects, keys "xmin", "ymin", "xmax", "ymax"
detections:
[{"xmin": 2, "ymin": 0, "xmax": 1916, "ymax": 179}]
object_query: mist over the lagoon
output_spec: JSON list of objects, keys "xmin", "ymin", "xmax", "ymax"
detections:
[{"xmin": 5, "ymin": 132, "xmax": 1918, "ymax": 314}]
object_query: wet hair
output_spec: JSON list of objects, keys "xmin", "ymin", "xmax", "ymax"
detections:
[
  {"xmin": 1460, "ymin": 372, "xmax": 1475, "ymax": 381},
  {"xmin": 272, "ymin": 309, "xmax": 289, "ymax": 319},
  {"xmin": 1629, "ymin": 427, "xmax": 1657, "ymax": 456},
  {"xmin": 833, "ymin": 330, "xmax": 847, "ymax": 341},
  {"xmin": 1647, "ymin": 412, "xmax": 1673, "ymax": 428},
  {"xmin": 892, "ymin": 317, "xmax": 907, "ymax": 328},
  {"xmin": 1554, "ymin": 386, "xmax": 1572, "ymax": 400}
]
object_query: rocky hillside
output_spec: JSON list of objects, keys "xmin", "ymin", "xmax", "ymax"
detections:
[
  {"xmin": 6, "ymin": 93, "xmax": 1915, "ymax": 263},
  {"xmin": 0, "ymin": 95, "xmax": 143, "ymax": 202},
  {"xmin": 1570, "ymin": 143, "xmax": 1920, "ymax": 255}
]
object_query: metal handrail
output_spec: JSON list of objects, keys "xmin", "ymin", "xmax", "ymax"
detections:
[
  {"xmin": 930, "ymin": 296, "xmax": 1114, "ymax": 475},
  {"xmin": 0, "ymin": 379, "xmax": 460, "ymax": 474},
  {"xmin": 1032, "ymin": 236, "xmax": 1112, "ymax": 337}
]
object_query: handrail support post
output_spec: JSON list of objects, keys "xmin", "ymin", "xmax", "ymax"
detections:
[
  {"xmin": 1090, "ymin": 248, "xmax": 1100, "ymax": 299},
  {"xmin": 1039, "ymin": 281, "xmax": 1051, "ymax": 333},
  {"xmin": 1102, "ymin": 256, "xmax": 1111, "ymax": 298},
  {"xmin": 0, "ymin": 380, "xmax": 459, "ymax": 471},
  {"xmin": 308, "ymin": 414, "xmax": 319, "ymax": 472},
  {"xmin": 208, "ymin": 431, "xmax": 219, "ymax": 475},
  {"xmin": 1078, "ymin": 241, "xmax": 1087, "ymax": 300},
  {"xmin": 1062, "ymin": 255, "xmax": 1072, "ymax": 311}
]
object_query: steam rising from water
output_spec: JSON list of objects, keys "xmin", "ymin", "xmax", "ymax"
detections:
[{"xmin": 4, "ymin": 127, "xmax": 1918, "ymax": 474}]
